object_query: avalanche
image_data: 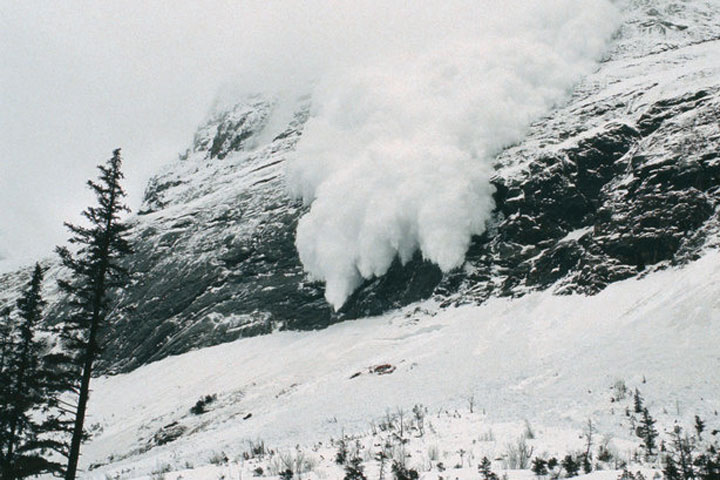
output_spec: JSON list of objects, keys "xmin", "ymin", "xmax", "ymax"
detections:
[{"xmin": 287, "ymin": 0, "xmax": 620, "ymax": 308}]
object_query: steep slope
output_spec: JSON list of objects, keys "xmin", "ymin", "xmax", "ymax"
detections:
[
  {"xmin": 77, "ymin": 249, "xmax": 720, "ymax": 478},
  {"xmin": 1, "ymin": 0, "xmax": 719, "ymax": 373}
]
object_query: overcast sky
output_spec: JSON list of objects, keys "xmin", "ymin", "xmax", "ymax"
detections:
[{"xmin": 1, "ymin": 2, "xmax": 241, "ymax": 270}]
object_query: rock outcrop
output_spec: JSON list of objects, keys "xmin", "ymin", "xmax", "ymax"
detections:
[{"xmin": 1, "ymin": 0, "xmax": 719, "ymax": 373}]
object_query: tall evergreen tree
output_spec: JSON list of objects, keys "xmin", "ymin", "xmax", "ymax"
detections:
[
  {"xmin": 0, "ymin": 263, "xmax": 65, "ymax": 479},
  {"xmin": 0, "ymin": 305, "xmax": 15, "ymax": 470},
  {"xmin": 667, "ymin": 426, "xmax": 696, "ymax": 480},
  {"xmin": 55, "ymin": 148, "xmax": 132, "ymax": 480},
  {"xmin": 0, "ymin": 306, "xmax": 12, "ymax": 373},
  {"xmin": 638, "ymin": 407, "xmax": 658, "ymax": 459}
]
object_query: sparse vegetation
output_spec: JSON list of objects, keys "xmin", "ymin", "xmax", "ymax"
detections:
[{"xmin": 58, "ymin": 390, "xmax": 720, "ymax": 480}]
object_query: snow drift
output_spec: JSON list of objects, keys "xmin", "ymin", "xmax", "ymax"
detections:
[{"xmin": 287, "ymin": 0, "xmax": 621, "ymax": 308}]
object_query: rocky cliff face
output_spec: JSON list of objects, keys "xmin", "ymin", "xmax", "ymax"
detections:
[{"xmin": 1, "ymin": 0, "xmax": 719, "ymax": 373}]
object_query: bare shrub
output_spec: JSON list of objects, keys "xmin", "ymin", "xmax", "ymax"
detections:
[
  {"xmin": 611, "ymin": 380, "xmax": 628, "ymax": 402},
  {"xmin": 480, "ymin": 429, "xmax": 495, "ymax": 442},
  {"xmin": 523, "ymin": 420, "xmax": 536, "ymax": 440},
  {"xmin": 503, "ymin": 437, "xmax": 534, "ymax": 469},
  {"xmin": 209, "ymin": 451, "xmax": 228, "ymax": 465},
  {"xmin": 427, "ymin": 444, "xmax": 440, "ymax": 462},
  {"xmin": 268, "ymin": 449, "xmax": 317, "ymax": 478},
  {"xmin": 243, "ymin": 438, "xmax": 268, "ymax": 460}
]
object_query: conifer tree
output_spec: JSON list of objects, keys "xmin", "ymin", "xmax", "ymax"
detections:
[
  {"xmin": 633, "ymin": 388, "xmax": 644, "ymax": 414},
  {"xmin": 531, "ymin": 457, "xmax": 548, "ymax": 476},
  {"xmin": 479, "ymin": 457, "xmax": 498, "ymax": 480},
  {"xmin": 0, "ymin": 264, "xmax": 66, "ymax": 479},
  {"xmin": 55, "ymin": 148, "xmax": 132, "ymax": 480},
  {"xmin": 638, "ymin": 407, "xmax": 658, "ymax": 459},
  {"xmin": 0, "ymin": 306, "xmax": 14, "ymax": 472},
  {"xmin": 0, "ymin": 305, "xmax": 13, "ymax": 443},
  {"xmin": 0, "ymin": 305, "xmax": 12, "ymax": 374},
  {"xmin": 667, "ymin": 426, "xmax": 696, "ymax": 480},
  {"xmin": 344, "ymin": 454, "xmax": 367, "ymax": 480},
  {"xmin": 664, "ymin": 455, "xmax": 681, "ymax": 480},
  {"xmin": 562, "ymin": 455, "xmax": 580, "ymax": 477}
]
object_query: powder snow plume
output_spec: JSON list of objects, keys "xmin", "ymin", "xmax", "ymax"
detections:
[{"xmin": 287, "ymin": 0, "xmax": 620, "ymax": 309}]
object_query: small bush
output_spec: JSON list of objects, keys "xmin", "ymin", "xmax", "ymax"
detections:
[
  {"xmin": 243, "ymin": 439, "xmax": 268, "ymax": 460},
  {"xmin": 479, "ymin": 457, "xmax": 499, "ymax": 480},
  {"xmin": 504, "ymin": 438, "xmax": 534, "ymax": 469},
  {"xmin": 531, "ymin": 457, "xmax": 548, "ymax": 476},
  {"xmin": 562, "ymin": 455, "xmax": 580, "ymax": 477},
  {"xmin": 598, "ymin": 443, "xmax": 614, "ymax": 463},
  {"xmin": 392, "ymin": 460, "xmax": 419, "ymax": 480}
]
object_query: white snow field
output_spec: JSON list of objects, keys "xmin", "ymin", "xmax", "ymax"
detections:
[{"xmin": 78, "ymin": 250, "xmax": 720, "ymax": 479}]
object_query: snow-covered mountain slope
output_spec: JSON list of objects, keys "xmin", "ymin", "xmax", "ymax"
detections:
[
  {"xmin": 1, "ymin": 0, "xmax": 719, "ymax": 375},
  {"xmin": 77, "ymin": 249, "xmax": 720, "ymax": 478}
]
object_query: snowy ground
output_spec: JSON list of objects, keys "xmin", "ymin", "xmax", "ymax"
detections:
[{"xmin": 74, "ymin": 250, "xmax": 720, "ymax": 479}]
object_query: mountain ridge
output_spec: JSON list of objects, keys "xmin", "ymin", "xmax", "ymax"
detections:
[{"xmin": 0, "ymin": 0, "xmax": 718, "ymax": 374}]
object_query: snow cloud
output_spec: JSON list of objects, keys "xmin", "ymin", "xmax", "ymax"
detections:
[{"xmin": 287, "ymin": 1, "xmax": 620, "ymax": 308}]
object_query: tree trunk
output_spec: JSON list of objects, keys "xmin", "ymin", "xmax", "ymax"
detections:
[{"xmin": 63, "ymin": 300, "xmax": 101, "ymax": 480}]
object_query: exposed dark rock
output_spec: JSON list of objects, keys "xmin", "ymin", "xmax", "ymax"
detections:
[{"xmin": 1, "ymin": 3, "xmax": 719, "ymax": 375}]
